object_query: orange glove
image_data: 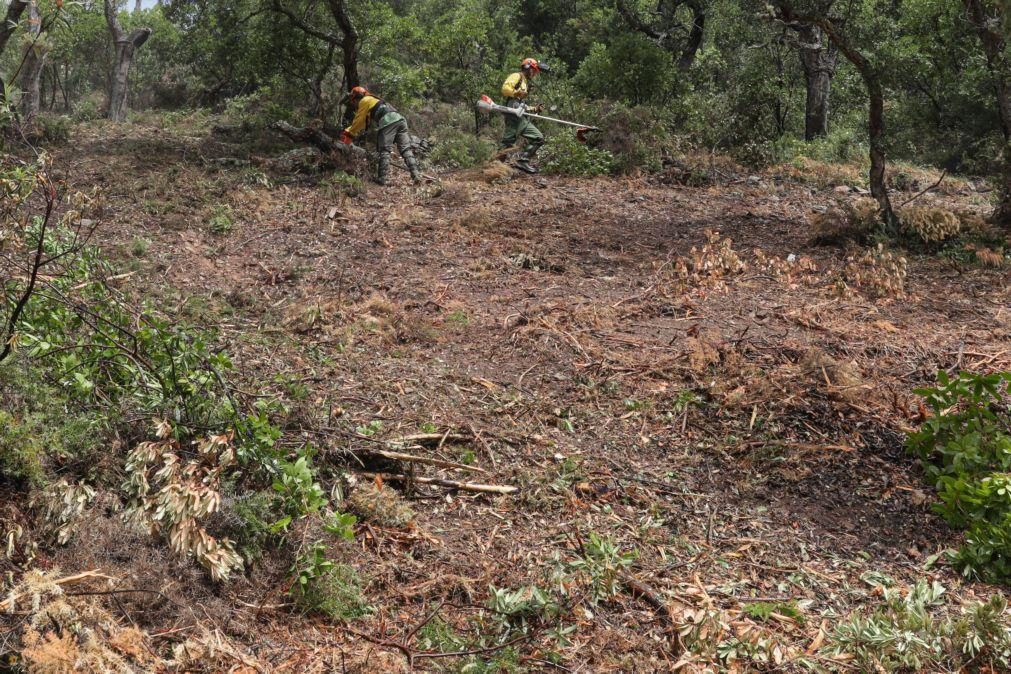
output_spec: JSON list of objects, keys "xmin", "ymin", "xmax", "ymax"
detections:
[{"xmin": 340, "ymin": 130, "xmax": 353, "ymax": 145}]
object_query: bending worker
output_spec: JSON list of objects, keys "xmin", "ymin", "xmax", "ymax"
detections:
[
  {"xmin": 340, "ymin": 86, "xmax": 422, "ymax": 185},
  {"xmin": 500, "ymin": 58, "xmax": 547, "ymax": 174}
]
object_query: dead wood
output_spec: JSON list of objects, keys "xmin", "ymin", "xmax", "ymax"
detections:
[
  {"xmin": 364, "ymin": 472, "xmax": 518, "ymax": 495},
  {"xmin": 363, "ymin": 448, "xmax": 486, "ymax": 474}
]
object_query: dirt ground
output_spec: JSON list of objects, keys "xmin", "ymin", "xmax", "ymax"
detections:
[{"xmin": 29, "ymin": 118, "xmax": 1011, "ymax": 671}]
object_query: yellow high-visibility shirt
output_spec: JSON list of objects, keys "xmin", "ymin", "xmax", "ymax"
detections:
[
  {"xmin": 501, "ymin": 72, "xmax": 528, "ymax": 100},
  {"xmin": 345, "ymin": 95, "xmax": 380, "ymax": 137}
]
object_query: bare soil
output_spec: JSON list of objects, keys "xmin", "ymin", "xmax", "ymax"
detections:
[{"xmin": 27, "ymin": 118, "xmax": 1011, "ymax": 671}]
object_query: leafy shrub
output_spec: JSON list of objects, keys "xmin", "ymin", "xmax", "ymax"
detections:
[
  {"xmin": 206, "ymin": 204, "xmax": 234, "ymax": 234},
  {"xmin": 0, "ymin": 410, "xmax": 46, "ymax": 487},
  {"xmin": 908, "ymin": 370, "xmax": 1011, "ymax": 581},
  {"xmin": 37, "ymin": 115, "xmax": 72, "ymax": 144},
  {"xmin": 290, "ymin": 543, "xmax": 372, "ymax": 619},
  {"xmin": 321, "ymin": 171, "xmax": 365, "ymax": 199},
  {"xmin": 828, "ymin": 577, "xmax": 1011, "ymax": 671},
  {"xmin": 428, "ymin": 128, "xmax": 495, "ymax": 169},
  {"xmin": 540, "ymin": 132, "xmax": 615, "ymax": 176}
]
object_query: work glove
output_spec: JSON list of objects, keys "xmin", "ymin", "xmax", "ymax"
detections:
[
  {"xmin": 339, "ymin": 130, "xmax": 353, "ymax": 145},
  {"xmin": 529, "ymin": 103, "xmax": 544, "ymax": 114}
]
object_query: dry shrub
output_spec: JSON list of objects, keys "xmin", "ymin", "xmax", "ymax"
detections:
[
  {"xmin": 686, "ymin": 330, "xmax": 723, "ymax": 372},
  {"xmin": 667, "ymin": 230, "xmax": 746, "ymax": 291},
  {"xmin": 456, "ymin": 161, "xmax": 512, "ymax": 185},
  {"xmin": 282, "ymin": 297, "xmax": 344, "ymax": 333},
  {"xmin": 124, "ymin": 421, "xmax": 243, "ymax": 581},
  {"xmin": 800, "ymin": 347, "xmax": 866, "ymax": 402},
  {"xmin": 451, "ymin": 205, "xmax": 496, "ymax": 233},
  {"xmin": 964, "ymin": 243, "xmax": 1007, "ymax": 268},
  {"xmin": 425, "ymin": 180, "xmax": 473, "ymax": 206},
  {"xmin": 811, "ymin": 198, "xmax": 880, "ymax": 245},
  {"xmin": 10, "ymin": 569, "xmax": 160, "ymax": 673},
  {"xmin": 347, "ymin": 481, "xmax": 415, "ymax": 528},
  {"xmin": 753, "ymin": 248, "xmax": 818, "ymax": 282},
  {"xmin": 776, "ymin": 157, "xmax": 865, "ymax": 188},
  {"xmin": 837, "ymin": 244, "xmax": 908, "ymax": 299},
  {"xmin": 900, "ymin": 205, "xmax": 961, "ymax": 243},
  {"xmin": 659, "ymin": 153, "xmax": 745, "ymax": 187}
]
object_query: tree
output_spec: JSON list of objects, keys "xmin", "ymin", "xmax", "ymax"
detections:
[
  {"xmin": 615, "ymin": 0, "xmax": 706, "ymax": 71},
  {"xmin": 962, "ymin": 0, "xmax": 1011, "ymax": 230},
  {"xmin": 104, "ymin": 0, "xmax": 152, "ymax": 121},
  {"xmin": 17, "ymin": 1, "xmax": 47, "ymax": 127},
  {"xmin": 270, "ymin": 0, "xmax": 360, "ymax": 91},
  {"xmin": 0, "ymin": 1, "xmax": 29, "ymax": 60},
  {"xmin": 793, "ymin": 23, "xmax": 837, "ymax": 140},
  {"xmin": 770, "ymin": 0, "xmax": 895, "ymax": 226}
]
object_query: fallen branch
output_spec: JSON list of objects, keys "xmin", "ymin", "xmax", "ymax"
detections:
[
  {"xmin": 365, "ymin": 472, "xmax": 518, "ymax": 495},
  {"xmin": 899, "ymin": 170, "xmax": 947, "ymax": 208},
  {"xmin": 390, "ymin": 432, "xmax": 473, "ymax": 446},
  {"xmin": 271, "ymin": 120, "xmax": 367, "ymax": 160},
  {"xmin": 0, "ymin": 570, "xmax": 116, "ymax": 612}
]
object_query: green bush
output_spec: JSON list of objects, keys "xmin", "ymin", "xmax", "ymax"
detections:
[
  {"xmin": 428, "ymin": 128, "xmax": 495, "ymax": 169},
  {"xmin": 540, "ymin": 133, "xmax": 615, "ymax": 176},
  {"xmin": 907, "ymin": 370, "xmax": 1011, "ymax": 581},
  {"xmin": 37, "ymin": 115, "xmax": 73, "ymax": 144},
  {"xmin": 0, "ymin": 410, "xmax": 46, "ymax": 487}
]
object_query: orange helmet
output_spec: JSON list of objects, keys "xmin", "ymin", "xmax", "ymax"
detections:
[
  {"xmin": 350, "ymin": 86, "xmax": 369, "ymax": 101},
  {"xmin": 520, "ymin": 58, "xmax": 540, "ymax": 74}
]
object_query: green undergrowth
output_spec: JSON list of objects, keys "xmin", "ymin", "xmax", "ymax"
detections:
[{"xmin": 908, "ymin": 370, "xmax": 1011, "ymax": 582}]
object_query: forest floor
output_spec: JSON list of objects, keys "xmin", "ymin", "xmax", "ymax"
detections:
[{"xmin": 17, "ymin": 115, "xmax": 1011, "ymax": 671}]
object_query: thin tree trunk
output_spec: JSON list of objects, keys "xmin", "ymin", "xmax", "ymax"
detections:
[
  {"xmin": 135, "ymin": 0, "xmax": 143, "ymax": 12},
  {"xmin": 104, "ymin": 0, "xmax": 151, "ymax": 122},
  {"xmin": 797, "ymin": 23, "xmax": 837, "ymax": 141},
  {"xmin": 18, "ymin": 1, "xmax": 46, "ymax": 128},
  {"xmin": 963, "ymin": 0, "xmax": 1011, "ymax": 230}
]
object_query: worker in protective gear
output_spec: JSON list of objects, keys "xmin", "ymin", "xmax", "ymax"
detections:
[
  {"xmin": 341, "ymin": 86, "xmax": 422, "ymax": 185},
  {"xmin": 500, "ymin": 58, "xmax": 547, "ymax": 174}
]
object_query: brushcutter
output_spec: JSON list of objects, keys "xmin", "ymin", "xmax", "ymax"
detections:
[{"xmin": 476, "ymin": 95, "xmax": 600, "ymax": 142}]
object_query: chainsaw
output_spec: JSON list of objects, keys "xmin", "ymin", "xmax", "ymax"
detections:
[{"xmin": 476, "ymin": 95, "xmax": 600, "ymax": 142}]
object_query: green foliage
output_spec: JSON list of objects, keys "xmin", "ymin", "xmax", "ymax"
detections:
[
  {"xmin": 540, "ymin": 132, "xmax": 615, "ymax": 176},
  {"xmin": 36, "ymin": 115, "xmax": 73, "ymax": 145},
  {"xmin": 563, "ymin": 532, "xmax": 636, "ymax": 602},
  {"xmin": 321, "ymin": 172, "xmax": 365, "ymax": 199},
  {"xmin": 742, "ymin": 600, "xmax": 804, "ymax": 625},
  {"xmin": 0, "ymin": 410, "xmax": 46, "ymax": 487},
  {"xmin": 290, "ymin": 543, "xmax": 372, "ymax": 619},
  {"xmin": 270, "ymin": 449, "xmax": 328, "ymax": 531},
  {"xmin": 206, "ymin": 204, "xmax": 234, "ymax": 235},
  {"xmin": 828, "ymin": 578, "xmax": 1011, "ymax": 671},
  {"xmin": 908, "ymin": 370, "xmax": 1011, "ymax": 581}
]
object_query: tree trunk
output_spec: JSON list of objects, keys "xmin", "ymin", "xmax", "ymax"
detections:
[
  {"xmin": 0, "ymin": 1, "xmax": 29, "ymax": 61},
  {"xmin": 323, "ymin": 0, "xmax": 359, "ymax": 89},
  {"xmin": 18, "ymin": 1, "xmax": 46, "ymax": 128},
  {"xmin": 104, "ymin": 0, "xmax": 151, "ymax": 122},
  {"xmin": 135, "ymin": 0, "xmax": 143, "ymax": 12},
  {"xmin": 796, "ymin": 23, "xmax": 837, "ymax": 141},
  {"xmin": 963, "ymin": 0, "xmax": 1011, "ymax": 230}
]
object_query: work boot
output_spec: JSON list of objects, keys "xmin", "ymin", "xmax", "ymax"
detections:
[
  {"xmin": 515, "ymin": 158, "xmax": 538, "ymax": 174},
  {"xmin": 376, "ymin": 152, "xmax": 391, "ymax": 185},
  {"xmin": 404, "ymin": 152, "xmax": 423, "ymax": 184}
]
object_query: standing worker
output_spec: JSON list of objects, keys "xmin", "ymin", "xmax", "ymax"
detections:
[
  {"xmin": 340, "ymin": 86, "xmax": 422, "ymax": 186},
  {"xmin": 500, "ymin": 58, "xmax": 549, "ymax": 174}
]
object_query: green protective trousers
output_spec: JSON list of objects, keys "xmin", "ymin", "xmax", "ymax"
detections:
[
  {"xmin": 376, "ymin": 116, "xmax": 421, "ymax": 185},
  {"xmin": 500, "ymin": 112, "xmax": 544, "ymax": 161}
]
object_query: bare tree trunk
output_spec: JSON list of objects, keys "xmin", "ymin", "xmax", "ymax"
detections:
[
  {"xmin": 135, "ymin": 0, "xmax": 143, "ymax": 12},
  {"xmin": 963, "ymin": 0, "xmax": 1011, "ymax": 230},
  {"xmin": 104, "ymin": 0, "xmax": 151, "ymax": 122},
  {"xmin": 796, "ymin": 23, "xmax": 837, "ymax": 141},
  {"xmin": 773, "ymin": 2, "xmax": 895, "ymax": 228},
  {"xmin": 18, "ymin": 1, "xmax": 46, "ymax": 128}
]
